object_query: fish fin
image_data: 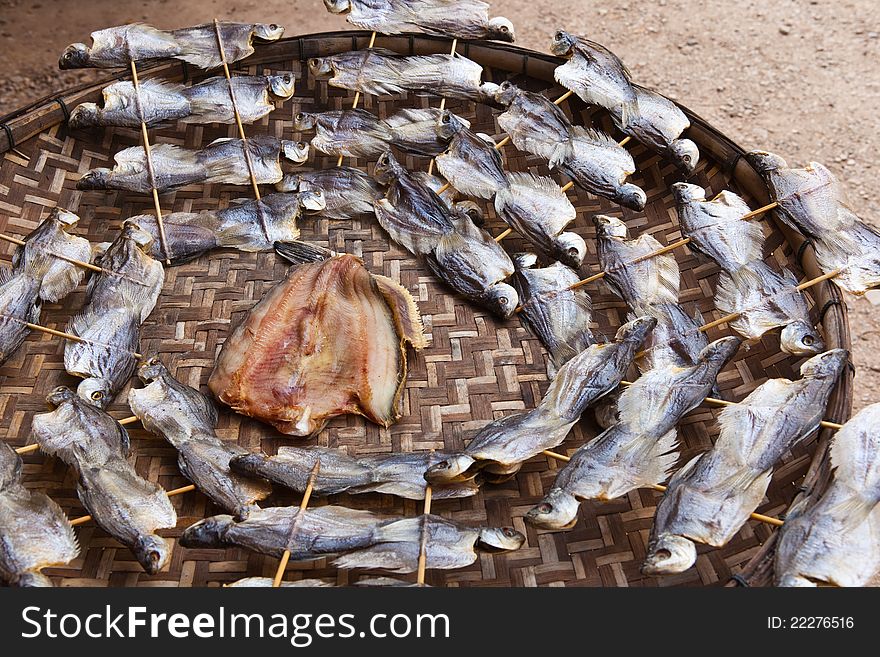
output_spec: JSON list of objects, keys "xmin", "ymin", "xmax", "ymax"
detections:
[
  {"xmin": 632, "ymin": 234, "xmax": 681, "ymax": 303},
  {"xmin": 373, "ymin": 274, "xmax": 428, "ymax": 350},
  {"xmin": 274, "ymin": 241, "xmax": 334, "ymax": 265},
  {"xmin": 0, "ymin": 265, "xmax": 11, "ymax": 285},
  {"xmin": 829, "ymin": 409, "xmax": 880, "ymax": 505},
  {"xmin": 333, "ymin": 544, "xmax": 417, "ymax": 574},
  {"xmin": 36, "ymin": 234, "xmax": 93, "ymax": 303},
  {"xmin": 713, "ymin": 190, "xmax": 752, "ymax": 215},
  {"xmin": 621, "ymin": 428, "xmax": 680, "ymax": 488},
  {"xmin": 374, "ymin": 198, "xmax": 445, "ymax": 255}
]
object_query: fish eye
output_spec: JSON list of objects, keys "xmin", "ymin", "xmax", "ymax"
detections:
[
  {"xmin": 555, "ymin": 31, "xmax": 565, "ymax": 40},
  {"xmin": 298, "ymin": 142, "xmax": 308, "ymax": 149},
  {"xmin": 283, "ymin": 75, "xmax": 291, "ymax": 83},
  {"xmin": 91, "ymin": 390, "xmax": 104, "ymax": 401},
  {"xmin": 442, "ymin": 114, "xmax": 451, "ymax": 124},
  {"xmin": 568, "ymin": 247, "xmax": 579, "ymax": 257},
  {"xmin": 270, "ymin": 24, "xmax": 278, "ymax": 30},
  {"xmin": 295, "ymin": 113, "xmax": 305, "ymax": 121},
  {"xmin": 537, "ymin": 503, "xmax": 553, "ymax": 514},
  {"xmin": 803, "ymin": 335, "xmax": 815, "ymax": 346},
  {"xmin": 502, "ymin": 528, "xmax": 517, "ymax": 538},
  {"xmin": 501, "ymin": 25, "xmax": 509, "ymax": 32},
  {"xmin": 309, "ymin": 58, "xmax": 320, "ymax": 67},
  {"xmin": 498, "ymin": 297, "xmax": 509, "ymax": 306},
  {"xmin": 148, "ymin": 357, "xmax": 160, "ymax": 366},
  {"xmin": 683, "ymin": 154, "xmax": 692, "ymax": 163}
]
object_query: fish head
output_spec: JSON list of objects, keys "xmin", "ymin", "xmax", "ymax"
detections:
[
  {"xmin": 77, "ymin": 168, "xmax": 112, "ymax": 190},
  {"xmin": 641, "ymin": 533, "xmax": 697, "ymax": 575},
  {"xmin": 59, "ymin": 43, "xmax": 90, "ymax": 69},
  {"xmin": 435, "ymin": 110, "xmax": 465, "ymax": 140},
  {"xmin": 134, "ymin": 535, "xmax": 171, "ymax": 575},
  {"xmin": 747, "ymin": 150, "xmax": 788, "ymax": 175},
  {"xmin": 293, "ymin": 111, "xmax": 317, "ymax": 132},
  {"xmin": 267, "ymin": 73, "xmax": 296, "ymax": 99},
  {"xmin": 615, "ymin": 315, "xmax": 658, "ymax": 345},
  {"xmin": 524, "ymin": 488, "xmax": 581, "ymax": 529},
  {"xmin": 67, "ymin": 103, "xmax": 99, "ymax": 129},
  {"xmin": 670, "ymin": 139, "xmax": 700, "ymax": 176},
  {"xmin": 282, "ymin": 140, "xmax": 311, "ymax": 165},
  {"xmin": 671, "ymin": 181, "xmax": 706, "ymax": 205},
  {"xmin": 492, "ymin": 80, "xmax": 520, "ymax": 107},
  {"xmin": 179, "ymin": 515, "xmax": 235, "ymax": 548},
  {"xmin": 592, "ymin": 214, "xmax": 629, "ymax": 239},
  {"xmin": 485, "ymin": 283, "xmax": 519, "ymax": 319},
  {"xmin": 308, "ymin": 57, "xmax": 334, "ymax": 79},
  {"xmin": 487, "ymin": 17, "xmax": 516, "ymax": 43},
  {"xmin": 299, "ymin": 189, "xmax": 327, "ymax": 213},
  {"xmin": 76, "ymin": 378, "xmax": 114, "ymax": 409},
  {"xmin": 137, "ymin": 356, "xmax": 168, "ymax": 384},
  {"xmin": 323, "ymin": 0, "xmax": 351, "ymax": 13},
  {"xmin": 699, "ymin": 336, "xmax": 742, "ymax": 367},
  {"xmin": 617, "ymin": 183, "xmax": 648, "ymax": 211},
  {"xmin": 45, "ymin": 385, "xmax": 76, "ymax": 409},
  {"xmin": 424, "ymin": 454, "xmax": 477, "ymax": 484},
  {"xmin": 253, "ymin": 23, "xmax": 284, "ymax": 42},
  {"xmin": 550, "ymin": 30, "xmax": 577, "ymax": 57},
  {"xmin": 477, "ymin": 526, "xmax": 526, "ymax": 552},
  {"xmin": 453, "ymin": 201, "xmax": 484, "ymax": 227},
  {"xmin": 513, "ymin": 252, "xmax": 538, "ymax": 271},
  {"xmin": 374, "ymin": 151, "xmax": 403, "ymax": 185},
  {"xmin": 552, "ymin": 231, "xmax": 587, "ymax": 269},
  {"xmin": 780, "ymin": 320, "xmax": 825, "ymax": 356},
  {"xmin": 799, "ymin": 348, "xmax": 848, "ymax": 380}
]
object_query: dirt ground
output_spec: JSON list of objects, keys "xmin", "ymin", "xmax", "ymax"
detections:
[{"xmin": 1, "ymin": 0, "xmax": 879, "ymax": 411}]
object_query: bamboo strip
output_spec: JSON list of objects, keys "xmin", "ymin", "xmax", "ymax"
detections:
[
  {"xmin": 273, "ymin": 461, "xmax": 321, "ymax": 587},
  {"xmin": 0, "ymin": 232, "xmax": 102, "ymax": 273},
  {"xmin": 416, "ymin": 470, "xmax": 434, "ymax": 586},
  {"xmin": 69, "ymin": 485, "xmax": 196, "ymax": 527}
]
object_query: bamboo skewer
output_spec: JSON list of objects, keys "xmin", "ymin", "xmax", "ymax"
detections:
[
  {"xmin": 212, "ymin": 19, "xmax": 270, "ymax": 242},
  {"xmin": 416, "ymin": 465, "xmax": 434, "ymax": 586},
  {"xmin": 69, "ymin": 484, "xmax": 196, "ymax": 527},
  {"xmin": 0, "ymin": 312, "xmax": 143, "ymax": 358},
  {"xmin": 273, "ymin": 460, "xmax": 321, "ymax": 587},
  {"xmin": 337, "ymin": 31, "xmax": 379, "ymax": 167},
  {"xmin": 128, "ymin": 59, "xmax": 171, "ymax": 266},
  {"xmin": 427, "ymin": 39, "xmax": 459, "ymax": 176},
  {"xmin": 0, "ymin": 232, "xmax": 102, "ymax": 273}
]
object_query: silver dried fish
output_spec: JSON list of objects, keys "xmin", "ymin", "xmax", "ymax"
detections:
[
  {"xmin": 276, "ymin": 167, "xmax": 383, "ymax": 221},
  {"xmin": 295, "ymin": 109, "xmax": 394, "ymax": 160}
]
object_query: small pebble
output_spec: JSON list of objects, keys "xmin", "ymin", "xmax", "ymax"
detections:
[{"xmin": 779, "ymin": 25, "xmax": 791, "ymax": 35}]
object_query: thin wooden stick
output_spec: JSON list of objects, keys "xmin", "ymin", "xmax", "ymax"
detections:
[
  {"xmin": 619, "ymin": 136, "xmax": 632, "ymax": 147},
  {"xmin": 337, "ymin": 31, "xmax": 379, "ymax": 168},
  {"xmin": 0, "ymin": 232, "xmax": 102, "ymax": 273},
  {"xmin": 428, "ymin": 38, "xmax": 459, "ymax": 176},
  {"xmin": 128, "ymin": 59, "xmax": 171, "ymax": 266},
  {"xmin": 69, "ymin": 484, "xmax": 196, "ymax": 527},
  {"xmin": 495, "ymin": 228, "xmax": 513, "ymax": 242},
  {"xmin": 15, "ymin": 444, "xmax": 40, "ymax": 455},
  {"xmin": 0, "ymin": 313, "xmax": 143, "ymax": 358},
  {"xmin": 416, "ymin": 459, "xmax": 434, "ymax": 586},
  {"xmin": 741, "ymin": 201, "xmax": 779, "ymax": 221},
  {"xmin": 554, "ymin": 90, "xmax": 574, "ymax": 106},
  {"xmin": 273, "ymin": 460, "xmax": 321, "ymax": 587}
]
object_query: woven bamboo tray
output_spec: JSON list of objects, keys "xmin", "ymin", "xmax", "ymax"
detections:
[{"xmin": 0, "ymin": 32, "xmax": 853, "ymax": 587}]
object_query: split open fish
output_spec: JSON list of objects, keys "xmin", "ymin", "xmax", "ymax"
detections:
[
  {"xmin": 526, "ymin": 336, "xmax": 741, "ymax": 530},
  {"xmin": 0, "ymin": 209, "xmax": 91, "ymax": 366},
  {"xmin": 132, "ymin": 191, "xmax": 325, "ymax": 264},
  {"xmin": 642, "ymin": 349, "xmax": 848, "ymax": 575},
  {"xmin": 59, "ymin": 22, "xmax": 284, "ymax": 70},
  {"xmin": 424, "ymin": 316, "xmax": 656, "ymax": 486},
  {"xmin": 69, "ymin": 74, "xmax": 296, "ymax": 128},
  {"xmin": 31, "ymin": 386, "xmax": 177, "ymax": 574},
  {"xmin": 78, "ymin": 136, "xmax": 310, "ymax": 194},
  {"xmin": 0, "ymin": 442, "xmax": 79, "ymax": 587},
  {"xmin": 209, "ymin": 240, "xmax": 427, "ymax": 436},
  {"xmin": 674, "ymin": 182, "xmax": 824, "ymax": 356},
  {"xmin": 775, "ymin": 402, "xmax": 880, "ymax": 587},
  {"xmin": 373, "ymin": 150, "xmax": 518, "ymax": 318},
  {"xmin": 324, "ymin": 0, "xmax": 515, "ymax": 42},
  {"xmin": 749, "ymin": 151, "xmax": 880, "ymax": 294},
  {"xmin": 277, "ymin": 167, "xmax": 383, "ymax": 221},
  {"xmin": 230, "ymin": 446, "xmax": 478, "ymax": 500},
  {"xmin": 129, "ymin": 358, "xmax": 272, "ymax": 520},
  {"xmin": 64, "ymin": 222, "xmax": 164, "ymax": 408}
]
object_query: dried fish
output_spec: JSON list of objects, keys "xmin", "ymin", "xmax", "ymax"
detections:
[
  {"xmin": 675, "ymin": 183, "xmax": 824, "ymax": 356},
  {"xmin": 209, "ymin": 241, "xmax": 427, "ymax": 436},
  {"xmin": 435, "ymin": 113, "xmax": 507, "ymax": 199},
  {"xmin": 526, "ymin": 337, "xmax": 741, "ymax": 530},
  {"xmin": 0, "ymin": 209, "xmax": 91, "ymax": 366},
  {"xmin": 59, "ymin": 22, "xmax": 284, "ymax": 70},
  {"xmin": 295, "ymin": 109, "xmax": 394, "ymax": 160},
  {"xmin": 749, "ymin": 151, "xmax": 880, "ymax": 294},
  {"xmin": 373, "ymin": 151, "xmax": 518, "ymax": 318},
  {"xmin": 69, "ymin": 74, "xmax": 296, "ymax": 129},
  {"xmin": 129, "ymin": 358, "xmax": 272, "ymax": 520},
  {"xmin": 424, "ymin": 316, "xmax": 656, "ymax": 485},
  {"xmin": 493, "ymin": 81, "xmax": 572, "ymax": 161},
  {"xmin": 308, "ymin": 49, "xmax": 486, "ymax": 103},
  {"xmin": 230, "ymin": 446, "xmax": 479, "ymax": 500},
  {"xmin": 0, "ymin": 442, "xmax": 79, "ymax": 587},
  {"xmin": 78, "ymin": 136, "xmax": 310, "ymax": 194},
  {"xmin": 775, "ymin": 402, "xmax": 880, "ymax": 587},
  {"xmin": 64, "ymin": 222, "xmax": 164, "ymax": 408},
  {"xmin": 31, "ymin": 386, "xmax": 177, "ymax": 574},
  {"xmin": 643, "ymin": 350, "xmax": 848, "ymax": 575},
  {"xmin": 325, "ymin": 0, "xmax": 515, "ymax": 42},
  {"xmin": 383, "ymin": 107, "xmax": 469, "ymax": 157},
  {"xmin": 512, "ymin": 254, "xmax": 594, "ymax": 376},
  {"xmin": 132, "ymin": 192, "xmax": 325, "ymax": 263},
  {"xmin": 276, "ymin": 167, "xmax": 383, "ymax": 221}
]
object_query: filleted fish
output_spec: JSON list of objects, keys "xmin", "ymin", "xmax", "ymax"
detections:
[
  {"xmin": 642, "ymin": 350, "xmax": 848, "ymax": 575},
  {"xmin": 128, "ymin": 359, "xmax": 272, "ymax": 520},
  {"xmin": 64, "ymin": 222, "xmax": 164, "ymax": 408},
  {"xmin": 775, "ymin": 403, "xmax": 880, "ymax": 587},
  {"xmin": 69, "ymin": 74, "xmax": 296, "ymax": 129},
  {"xmin": 230, "ymin": 446, "xmax": 479, "ymax": 500},
  {"xmin": 324, "ymin": 0, "xmax": 515, "ymax": 42},
  {"xmin": 674, "ymin": 182, "xmax": 824, "ymax": 356},
  {"xmin": 276, "ymin": 167, "xmax": 383, "ymax": 221},
  {"xmin": 749, "ymin": 151, "xmax": 880, "ymax": 294},
  {"xmin": 0, "ymin": 442, "xmax": 79, "ymax": 587},
  {"xmin": 373, "ymin": 151, "xmax": 518, "ymax": 318},
  {"xmin": 78, "ymin": 136, "xmax": 310, "ymax": 194},
  {"xmin": 512, "ymin": 254, "xmax": 594, "ymax": 376},
  {"xmin": 0, "ymin": 209, "xmax": 91, "ymax": 366},
  {"xmin": 526, "ymin": 337, "xmax": 741, "ymax": 530},
  {"xmin": 59, "ymin": 22, "xmax": 284, "ymax": 70},
  {"xmin": 132, "ymin": 191, "xmax": 325, "ymax": 263},
  {"xmin": 424, "ymin": 316, "xmax": 656, "ymax": 485},
  {"xmin": 31, "ymin": 387, "xmax": 177, "ymax": 574}
]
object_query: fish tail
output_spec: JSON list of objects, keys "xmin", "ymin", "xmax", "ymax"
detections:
[
  {"xmin": 178, "ymin": 515, "xmax": 235, "ymax": 548},
  {"xmin": 373, "ymin": 274, "xmax": 428, "ymax": 350},
  {"xmin": 622, "ymin": 429, "xmax": 680, "ymax": 489},
  {"xmin": 333, "ymin": 545, "xmax": 414, "ymax": 574},
  {"xmin": 274, "ymin": 240, "xmax": 334, "ymax": 265}
]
